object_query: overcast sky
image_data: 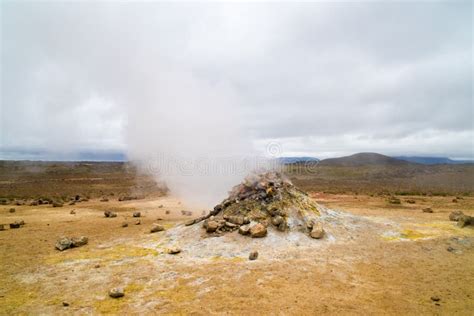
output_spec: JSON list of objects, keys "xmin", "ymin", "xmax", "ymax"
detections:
[{"xmin": 1, "ymin": 1, "xmax": 473, "ymax": 160}]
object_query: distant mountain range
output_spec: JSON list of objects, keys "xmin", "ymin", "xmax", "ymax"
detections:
[
  {"xmin": 393, "ymin": 156, "xmax": 473, "ymax": 165},
  {"xmin": 318, "ymin": 153, "xmax": 410, "ymax": 166},
  {"xmin": 279, "ymin": 153, "xmax": 473, "ymax": 166},
  {"xmin": 276, "ymin": 157, "xmax": 320, "ymax": 164}
]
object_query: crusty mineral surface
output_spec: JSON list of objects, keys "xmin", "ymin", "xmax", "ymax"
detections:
[{"xmin": 188, "ymin": 171, "xmax": 323, "ymax": 238}]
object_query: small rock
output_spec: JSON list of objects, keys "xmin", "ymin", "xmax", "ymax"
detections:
[
  {"xmin": 271, "ymin": 215, "xmax": 284, "ymax": 226},
  {"xmin": 69, "ymin": 201, "xmax": 76, "ymax": 205},
  {"xmin": 122, "ymin": 222, "xmax": 128, "ymax": 228},
  {"xmin": 310, "ymin": 222, "xmax": 324, "ymax": 239},
  {"xmin": 52, "ymin": 202, "xmax": 64, "ymax": 207},
  {"xmin": 185, "ymin": 219, "xmax": 195, "ymax": 226},
  {"xmin": 133, "ymin": 212, "xmax": 141, "ymax": 218},
  {"xmin": 9, "ymin": 222, "xmax": 21, "ymax": 229},
  {"xmin": 159, "ymin": 205, "xmax": 164, "ymax": 208},
  {"xmin": 250, "ymin": 223, "xmax": 267, "ymax": 238},
  {"xmin": 449, "ymin": 210, "xmax": 464, "ymax": 221},
  {"xmin": 238, "ymin": 224, "xmax": 250, "ymax": 235},
  {"xmin": 167, "ymin": 247, "xmax": 181, "ymax": 254},
  {"xmin": 70, "ymin": 210, "xmax": 76, "ymax": 215},
  {"xmin": 206, "ymin": 220, "xmax": 219, "ymax": 233},
  {"xmin": 225, "ymin": 221, "xmax": 238, "ymax": 228},
  {"xmin": 62, "ymin": 301, "xmax": 69, "ymax": 307},
  {"xmin": 9, "ymin": 208, "xmax": 15, "ymax": 213},
  {"xmin": 457, "ymin": 214, "xmax": 473, "ymax": 228},
  {"xmin": 135, "ymin": 220, "xmax": 141, "ymax": 225},
  {"xmin": 447, "ymin": 246, "xmax": 455, "ymax": 252},
  {"xmin": 0, "ymin": 224, "xmax": 5, "ymax": 231},
  {"xmin": 94, "ymin": 264, "xmax": 101, "ymax": 268},
  {"xmin": 104, "ymin": 211, "xmax": 111, "ymax": 217},
  {"xmin": 452, "ymin": 198, "xmax": 458, "ymax": 203},
  {"xmin": 17, "ymin": 219, "xmax": 25, "ymax": 226},
  {"xmin": 71, "ymin": 236, "xmax": 88, "ymax": 247},
  {"xmin": 150, "ymin": 224, "xmax": 165, "ymax": 233},
  {"xmin": 55, "ymin": 237, "xmax": 73, "ymax": 251},
  {"xmin": 109, "ymin": 288, "xmax": 124, "ymax": 298},
  {"xmin": 431, "ymin": 296, "xmax": 440, "ymax": 302},
  {"xmin": 165, "ymin": 210, "xmax": 170, "ymax": 214},
  {"xmin": 109, "ymin": 212, "xmax": 117, "ymax": 218},
  {"xmin": 249, "ymin": 251, "xmax": 258, "ymax": 260},
  {"xmin": 422, "ymin": 208, "xmax": 433, "ymax": 213},
  {"xmin": 100, "ymin": 197, "xmax": 109, "ymax": 202}
]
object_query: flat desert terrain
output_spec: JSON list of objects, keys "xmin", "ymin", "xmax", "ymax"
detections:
[{"xmin": 1, "ymin": 161, "xmax": 473, "ymax": 315}]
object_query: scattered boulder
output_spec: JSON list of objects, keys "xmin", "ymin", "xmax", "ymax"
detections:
[
  {"xmin": 109, "ymin": 288, "xmax": 124, "ymax": 298},
  {"xmin": 310, "ymin": 222, "xmax": 325, "ymax": 239},
  {"xmin": 9, "ymin": 222, "xmax": 21, "ymax": 229},
  {"xmin": 62, "ymin": 302, "xmax": 69, "ymax": 307},
  {"xmin": 55, "ymin": 237, "xmax": 73, "ymax": 251},
  {"xmin": 388, "ymin": 196, "xmax": 401, "ymax": 204},
  {"xmin": 150, "ymin": 224, "xmax": 165, "ymax": 233},
  {"xmin": 104, "ymin": 211, "xmax": 117, "ymax": 218},
  {"xmin": 55, "ymin": 236, "xmax": 88, "ymax": 251},
  {"xmin": 457, "ymin": 215, "xmax": 473, "ymax": 228},
  {"xmin": 166, "ymin": 247, "xmax": 181, "ymax": 254},
  {"xmin": 133, "ymin": 212, "xmax": 141, "ymax": 218},
  {"xmin": 9, "ymin": 208, "xmax": 15, "ymax": 213},
  {"xmin": 449, "ymin": 211, "xmax": 464, "ymax": 221},
  {"xmin": 71, "ymin": 236, "xmax": 88, "ymax": 247},
  {"xmin": 249, "ymin": 251, "xmax": 259, "ymax": 260},
  {"xmin": 422, "ymin": 208, "xmax": 433, "ymax": 213},
  {"xmin": 250, "ymin": 223, "xmax": 267, "ymax": 238}
]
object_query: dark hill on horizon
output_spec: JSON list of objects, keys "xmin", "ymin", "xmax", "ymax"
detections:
[{"xmin": 318, "ymin": 152, "xmax": 412, "ymax": 167}]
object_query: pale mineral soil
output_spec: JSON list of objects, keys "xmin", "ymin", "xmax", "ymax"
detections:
[{"xmin": 1, "ymin": 194, "xmax": 474, "ymax": 315}]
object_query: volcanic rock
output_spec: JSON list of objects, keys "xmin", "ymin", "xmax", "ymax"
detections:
[
  {"xmin": 250, "ymin": 223, "xmax": 267, "ymax": 238},
  {"xmin": 150, "ymin": 224, "xmax": 165, "ymax": 233},
  {"xmin": 55, "ymin": 237, "xmax": 73, "ymax": 251},
  {"xmin": 189, "ymin": 171, "xmax": 321, "ymax": 238},
  {"xmin": 310, "ymin": 222, "xmax": 325, "ymax": 239},
  {"xmin": 449, "ymin": 211, "xmax": 464, "ymax": 221},
  {"xmin": 238, "ymin": 224, "xmax": 250, "ymax": 235},
  {"xmin": 71, "ymin": 236, "xmax": 88, "ymax": 247},
  {"xmin": 9, "ymin": 222, "xmax": 21, "ymax": 229},
  {"xmin": 109, "ymin": 288, "xmax": 124, "ymax": 298},
  {"xmin": 166, "ymin": 247, "xmax": 181, "ymax": 254},
  {"xmin": 457, "ymin": 215, "xmax": 473, "ymax": 228},
  {"xmin": 249, "ymin": 251, "xmax": 259, "ymax": 260}
]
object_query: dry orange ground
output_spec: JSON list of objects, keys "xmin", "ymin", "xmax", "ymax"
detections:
[{"xmin": 1, "ymin": 195, "xmax": 473, "ymax": 315}]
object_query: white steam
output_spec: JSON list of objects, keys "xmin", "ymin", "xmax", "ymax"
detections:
[{"xmin": 124, "ymin": 65, "xmax": 257, "ymax": 207}]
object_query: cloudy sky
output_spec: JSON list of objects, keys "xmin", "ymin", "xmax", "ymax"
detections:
[{"xmin": 1, "ymin": 1, "xmax": 473, "ymax": 160}]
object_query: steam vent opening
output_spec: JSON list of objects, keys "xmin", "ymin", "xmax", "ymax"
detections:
[{"xmin": 186, "ymin": 171, "xmax": 325, "ymax": 239}]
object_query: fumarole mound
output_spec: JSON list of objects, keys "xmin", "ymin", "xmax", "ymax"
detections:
[{"xmin": 187, "ymin": 171, "xmax": 324, "ymax": 239}]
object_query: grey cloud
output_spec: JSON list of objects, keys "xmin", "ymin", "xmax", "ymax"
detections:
[{"xmin": 1, "ymin": 1, "xmax": 472, "ymax": 160}]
